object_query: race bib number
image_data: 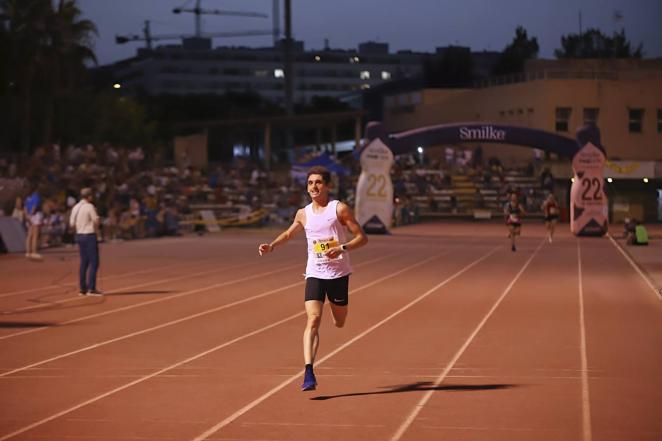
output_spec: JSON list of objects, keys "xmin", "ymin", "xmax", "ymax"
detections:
[
  {"xmin": 508, "ymin": 214, "xmax": 520, "ymax": 223},
  {"xmin": 313, "ymin": 238, "xmax": 339, "ymax": 254}
]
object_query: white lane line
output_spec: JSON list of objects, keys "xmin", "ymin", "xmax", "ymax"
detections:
[
  {"xmin": 3, "ymin": 257, "xmax": 271, "ymax": 314},
  {"xmin": 577, "ymin": 241, "xmax": 592, "ymax": 441},
  {"xmin": 0, "ymin": 260, "xmax": 300, "ymax": 341},
  {"xmin": 0, "ymin": 260, "xmax": 204, "ymax": 299},
  {"xmin": 0, "ymin": 253, "xmax": 396, "ymax": 378},
  {"xmin": 389, "ymin": 239, "xmax": 544, "ymax": 441},
  {"xmin": 0, "ymin": 250, "xmax": 449, "ymax": 441},
  {"xmin": 190, "ymin": 246, "xmax": 500, "ymax": 441},
  {"xmin": 607, "ymin": 234, "xmax": 661, "ymax": 301}
]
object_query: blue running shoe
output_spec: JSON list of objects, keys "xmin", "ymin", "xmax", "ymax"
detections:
[{"xmin": 301, "ymin": 369, "xmax": 317, "ymax": 391}]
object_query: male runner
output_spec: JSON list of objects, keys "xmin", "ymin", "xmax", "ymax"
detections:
[{"xmin": 258, "ymin": 166, "xmax": 368, "ymax": 391}]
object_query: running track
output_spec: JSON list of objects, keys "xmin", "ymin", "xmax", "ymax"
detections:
[{"xmin": 0, "ymin": 222, "xmax": 660, "ymax": 441}]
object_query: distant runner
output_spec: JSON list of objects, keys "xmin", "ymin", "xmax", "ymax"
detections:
[
  {"xmin": 504, "ymin": 193, "xmax": 525, "ymax": 252},
  {"xmin": 541, "ymin": 193, "xmax": 559, "ymax": 243}
]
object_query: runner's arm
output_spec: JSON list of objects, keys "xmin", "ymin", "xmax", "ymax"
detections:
[
  {"xmin": 258, "ymin": 208, "xmax": 304, "ymax": 255},
  {"xmin": 325, "ymin": 202, "xmax": 367, "ymax": 258}
]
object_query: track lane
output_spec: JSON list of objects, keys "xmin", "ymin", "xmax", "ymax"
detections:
[
  {"xmin": 0, "ymin": 245, "xmax": 437, "ymax": 439},
  {"xmin": 579, "ymin": 237, "xmax": 662, "ymax": 441}
]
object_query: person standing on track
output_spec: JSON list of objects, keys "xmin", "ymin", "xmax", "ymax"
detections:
[
  {"xmin": 258, "ymin": 166, "xmax": 368, "ymax": 391},
  {"xmin": 70, "ymin": 187, "xmax": 103, "ymax": 296},
  {"xmin": 24, "ymin": 184, "xmax": 42, "ymax": 259},
  {"xmin": 504, "ymin": 192, "xmax": 525, "ymax": 252},
  {"xmin": 541, "ymin": 193, "xmax": 559, "ymax": 243}
]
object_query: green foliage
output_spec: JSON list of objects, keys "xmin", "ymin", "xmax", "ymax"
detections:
[
  {"xmin": 555, "ymin": 28, "xmax": 643, "ymax": 59},
  {"xmin": 491, "ymin": 26, "xmax": 539, "ymax": 76},
  {"xmin": 92, "ymin": 93, "xmax": 157, "ymax": 147}
]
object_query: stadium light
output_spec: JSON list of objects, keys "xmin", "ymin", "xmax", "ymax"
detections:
[
  {"xmin": 643, "ymin": 178, "xmax": 649, "ymax": 183},
  {"xmin": 113, "ymin": 83, "xmax": 122, "ymax": 89},
  {"xmin": 607, "ymin": 177, "xmax": 613, "ymax": 183},
  {"xmin": 417, "ymin": 146, "xmax": 423, "ymax": 154}
]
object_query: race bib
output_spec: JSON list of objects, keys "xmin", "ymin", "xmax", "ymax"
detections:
[
  {"xmin": 311, "ymin": 237, "xmax": 343, "ymax": 263},
  {"xmin": 508, "ymin": 214, "xmax": 520, "ymax": 223},
  {"xmin": 313, "ymin": 238, "xmax": 339, "ymax": 254},
  {"xmin": 549, "ymin": 206, "xmax": 557, "ymax": 215}
]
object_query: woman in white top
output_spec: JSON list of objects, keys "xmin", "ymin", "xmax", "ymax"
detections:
[
  {"xmin": 11, "ymin": 196, "xmax": 25, "ymax": 227},
  {"xmin": 258, "ymin": 166, "xmax": 368, "ymax": 391},
  {"xmin": 541, "ymin": 193, "xmax": 559, "ymax": 243}
]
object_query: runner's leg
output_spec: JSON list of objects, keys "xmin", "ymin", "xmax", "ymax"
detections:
[
  {"xmin": 329, "ymin": 303, "xmax": 348, "ymax": 328},
  {"xmin": 303, "ymin": 300, "xmax": 323, "ymax": 364}
]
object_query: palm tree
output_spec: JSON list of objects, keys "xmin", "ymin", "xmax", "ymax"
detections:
[
  {"xmin": 0, "ymin": 0, "xmax": 96, "ymax": 153},
  {"xmin": 41, "ymin": 0, "xmax": 97, "ymax": 145}
]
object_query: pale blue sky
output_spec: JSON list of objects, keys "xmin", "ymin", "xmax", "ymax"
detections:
[{"xmin": 78, "ymin": 0, "xmax": 662, "ymax": 65}]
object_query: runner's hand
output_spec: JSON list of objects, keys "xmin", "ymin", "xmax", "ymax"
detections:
[
  {"xmin": 258, "ymin": 243, "xmax": 273, "ymax": 256},
  {"xmin": 324, "ymin": 246, "xmax": 343, "ymax": 259}
]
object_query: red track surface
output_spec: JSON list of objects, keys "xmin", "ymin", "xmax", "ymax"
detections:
[{"xmin": 0, "ymin": 222, "xmax": 660, "ymax": 441}]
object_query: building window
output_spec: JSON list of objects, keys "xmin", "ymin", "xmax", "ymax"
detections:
[
  {"xmin": 629, "ymin": 108, "xmax": 644, "ymax": 133},
  {"xmin": 657, "ymin": 109, "xmax": 662, "ymax": 133},
  {"xmin": 360, "ymin": 70, "xmax": 370, "ymax": 80},
  {"xmin": 381, "ymin": 71, "xmax": 391, "ymax": 80},
  {"xmin": 583, "ymin": 107, "xmax": 599, "ymax": 125},
  {"xmin": 555, "ymin": 107, "xmax": 572, "ymax": 132},
  {"xmin": 274, "ymin": 69, "xmax": 284, "ymax": 78}
]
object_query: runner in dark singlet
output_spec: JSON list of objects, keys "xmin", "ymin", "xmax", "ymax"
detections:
[{"xmin": 504, "ymin": 193, "xmax": 525, "ymax": 252}]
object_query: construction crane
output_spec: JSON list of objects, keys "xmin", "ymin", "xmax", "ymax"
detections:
[
  {"xmin": 115, "ymin": 21, "xmax": 172, "ymax": 49},
  {"xmin": 116, "ymin": 2, "xmax": 281, "ymax": 49},
  {"xmin": 173, "ymin": 0, "xmax": 269, "ymax": 38},
  {"xmin": 115, "ymin": 19, "xmax": 272, "ymax": 48}
]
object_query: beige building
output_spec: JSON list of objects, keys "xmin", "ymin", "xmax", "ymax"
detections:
[{"xmin": 383, "ymin": 58, "xmax": 662, "ymax": 165}]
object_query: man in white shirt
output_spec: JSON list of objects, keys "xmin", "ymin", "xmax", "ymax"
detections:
[{"xmin": 69, "ymin": 188, "xmax": 102, "ymax": 296}]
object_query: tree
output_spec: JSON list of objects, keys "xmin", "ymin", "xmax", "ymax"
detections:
[
  {"xmin": 491, "ymin": 26, "xmax": 539, "ymax": 76},
  {"xmin": 555, "ymin": 28, "xmax": 643, "ymax": 59},
  {"xmin": 0, "ymin": 0, "xmax": 96, "ymax": 153},
  {"xmin": 41, "ymin": 0, "xmax": 97, "ymax": 146}
]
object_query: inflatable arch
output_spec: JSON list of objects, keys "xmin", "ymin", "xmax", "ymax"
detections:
[{"xmin": 354, "ymin": 122, "xmax": 608, "ymax": 236}]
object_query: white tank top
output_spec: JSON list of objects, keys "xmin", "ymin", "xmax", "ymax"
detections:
[{"xmin": 304, "ymin": 200, "xmax": 352, "ymax": 279}]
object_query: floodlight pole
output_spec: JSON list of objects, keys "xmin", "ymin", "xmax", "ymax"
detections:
[{"xmin": 284, "ymin": 0, "xmax": 293, "ymax": 116}]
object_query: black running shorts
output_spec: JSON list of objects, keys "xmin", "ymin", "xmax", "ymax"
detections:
[{"xmin": 305, "ymin": 276, "xmax": 349, "ymax": 306}]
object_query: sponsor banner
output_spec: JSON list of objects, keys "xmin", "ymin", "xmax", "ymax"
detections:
[
  {"xmin": 355, "ymin": 139, "xmax": 394, "ymax": 232},
  {"xmin": 458, "ymin": 125, "xmax": 507, "ymax": 141},
  {"xmin": 604, "ymin": 160, "xmax": 655, "ymax": 179},
  {"xmin": 570, "ymin": 142, "xmax": 608, "ymax": 236}
]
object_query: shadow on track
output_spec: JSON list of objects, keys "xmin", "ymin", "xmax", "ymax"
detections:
[
  {"xmin": 105, "ymin": 290, "xmax": 176, "ymax": 296},
  {"xmin": 0, "ymin": 321, "xmax": 58, "ymax": 328},
  {"xmin": 311, "ymin": 381, "xmax": 517, "ymax": 401}
]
